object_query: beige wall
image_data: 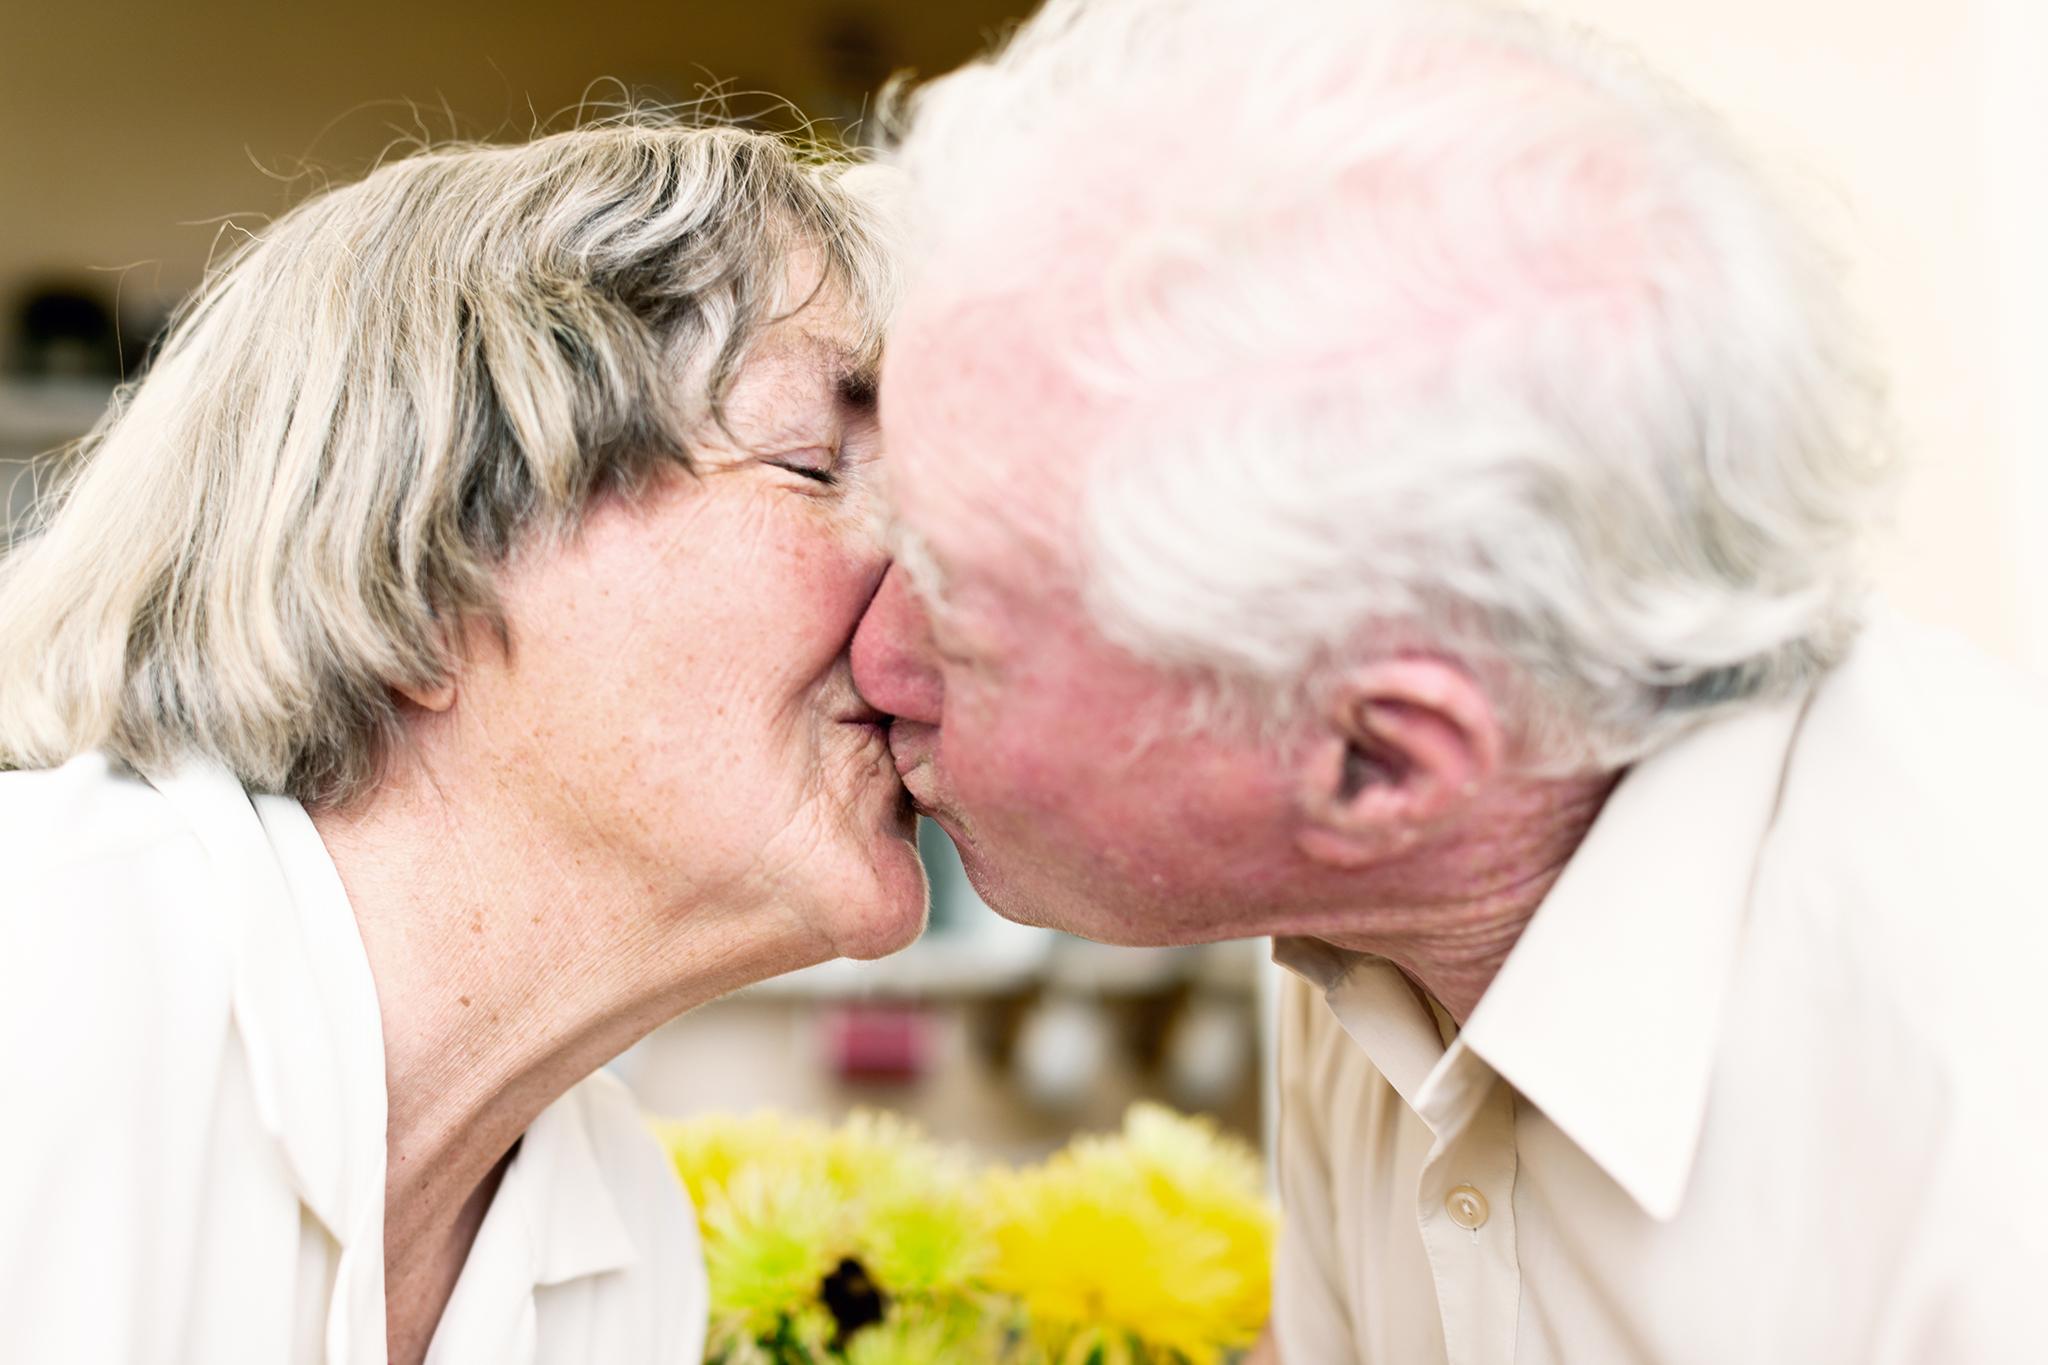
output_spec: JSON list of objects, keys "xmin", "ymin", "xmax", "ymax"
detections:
[
  {"xmin": 0, "ymin": 0, "xmax": 1023, "ymax": 330},
  {"xmin": 1532, "ymin": 0, "xmax": 2044, "ymax": 670},
  {"xmin": 1984, "ymin": 0, "xmax": 2048, "ymax": 675}
]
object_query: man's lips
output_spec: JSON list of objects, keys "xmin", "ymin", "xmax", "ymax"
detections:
[{"xmin": 883, "ymin": 721, "xmax": 935, "ymax": 780}]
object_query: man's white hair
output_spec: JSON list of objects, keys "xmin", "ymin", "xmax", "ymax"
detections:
[
  {"xmin": 0, "ymin": 119, "xmax": 897, "ymax": 803},
  {"xmin": 886, "ymin": 0, "xmax": 1895, "ymax": 771}
]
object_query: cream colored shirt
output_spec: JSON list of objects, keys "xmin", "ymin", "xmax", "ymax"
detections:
[
  {"xmin": 0, "ymin": 754, "xmax": 708, "ymax": 1364},
  {"xmin": 1273, "ymin": 613, "xmax": 2048, "ymax": 1365}
]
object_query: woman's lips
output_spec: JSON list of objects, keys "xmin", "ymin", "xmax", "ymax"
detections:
[
  {"xmin": 838, "ymin": 711, "xmax": 934, "ymax": 807},
  {"xmin": 838, "ymin": 703, "xmax": 892, "ymax": 747}
]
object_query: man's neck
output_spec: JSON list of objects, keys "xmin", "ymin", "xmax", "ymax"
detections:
[
  {"xmin": 1306, "ymin": 772, "xmax": 1618, "ymax": 1024},
  {"xmin": 308, "ymin": 761, "xmax": 831, "ymax": 1365}
]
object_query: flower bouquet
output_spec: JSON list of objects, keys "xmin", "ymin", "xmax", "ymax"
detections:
[{"xmin": 651, "ymin": 1103, "xmax": 1274, "ymax": 1365}]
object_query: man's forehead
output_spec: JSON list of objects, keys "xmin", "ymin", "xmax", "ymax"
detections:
[
  {"xmin": 882, "ymin": 292, "xmax": 1102, "ymax": 516},
  {"xmin": 884, "ymin": 283, "xmax": 1108, "ymax": 431},
  {"xmin": 887, "ymin": 478, "xmax": 1077, "ymax": 634}
]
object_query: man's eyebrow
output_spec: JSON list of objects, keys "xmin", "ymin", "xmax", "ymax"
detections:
[
  {"xmin": 893, "ymin": 523, "xmax": 950, "ymax": 604},
  {"xmin": 835, "ymin": 364, "xmax": 879, "ymax": 413},
  {"xmin": 793, "ymin": 328, "xmax": 880, "ymax": 413}
]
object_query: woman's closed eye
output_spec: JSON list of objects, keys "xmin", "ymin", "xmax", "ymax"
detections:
[{"xmin": 766, "ymin": 447, "xmax": 840, "ymax": 488}]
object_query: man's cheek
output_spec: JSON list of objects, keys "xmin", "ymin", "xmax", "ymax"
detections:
[{"xmin": 992, "ymin": 725, "xmax": 1099, "ymax": 813}]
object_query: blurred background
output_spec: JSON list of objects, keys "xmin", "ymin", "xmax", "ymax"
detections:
[{"xmin": 3, "ymin": 0, "xmax": 2043, "ymax": 1161}]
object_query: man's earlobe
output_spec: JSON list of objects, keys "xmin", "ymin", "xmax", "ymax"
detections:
[{"xmin": 1294, "ymin": 657, "xmax": 1503, "ymax": 868}]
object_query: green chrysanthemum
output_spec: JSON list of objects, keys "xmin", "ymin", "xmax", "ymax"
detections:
[
  {"xmin": 832, "ymin": 1115, "xmax": 990, "ymax": 1299},
  {"xmin": 701, "ymin": 1159, "xmax": 845, "ymax": 1336},
  {"xmin": 843, "ymin": 1300, "xmax": 1003, "ymax": 1365}
]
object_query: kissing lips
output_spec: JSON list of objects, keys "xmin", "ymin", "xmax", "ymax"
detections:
[
  {"xmin": 886, "ymin": 745, "xmax": 943, "ymax": 820},
  {"xmin": 838, "ymin": 703, "xmax": 891, "ymax": 748}
]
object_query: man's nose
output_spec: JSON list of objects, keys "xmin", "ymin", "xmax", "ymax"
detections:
[{"xmin": 850, "ymin": 564, "xmax": 946, "ymax": 726}]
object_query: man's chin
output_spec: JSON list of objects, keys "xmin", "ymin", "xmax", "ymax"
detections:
[
  {"xmin": 947, "ymin": 846, "xmax": 1185, "ymax": 947},
  {"xmin": 930, "ymin": 824, "xmax": 1054, "ymax": 928},
  {"xmin": 921, "ymin": 808, "xmax": 1208, "ymax": 947}
]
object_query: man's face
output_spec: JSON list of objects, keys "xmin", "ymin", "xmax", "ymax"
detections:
[{"xmin": 850, "ymin": 306, "xmax": 1309, "ymax": 945}]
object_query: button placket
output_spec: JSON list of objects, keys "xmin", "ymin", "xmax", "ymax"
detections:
[{"xmin": 1414, "ymin": 1080, "xmax": 1521, "ymax": 1365}]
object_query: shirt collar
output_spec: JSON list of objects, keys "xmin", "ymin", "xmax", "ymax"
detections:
[
  {"xmin": 1277, "ymin": 689, "xmax": 1808, "ymax": 1221},
  {"xmin": 1272, "ymin": 939, "xmax": 1452, "ymax": 1113},
  {"xmin": 143, "ymin": 758, "xmax": 392, "ymax": 1365},
  {"xmin": 143, "ymin": 758, "xmax": 387, "ymax": 1245},
  {"xmin": 1462, "ymin": 692, "xmax": 1808, "ymax": 1220},
  {"xmin": 512, "ymin": 1083, "xmax": 641, "ymax": 1287},
  {"xmin": 424, "ymin": 1081, "xmax": 642, "ymax": 1362}
]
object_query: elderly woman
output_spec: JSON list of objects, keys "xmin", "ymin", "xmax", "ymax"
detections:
[{"xmin": 0, "ymin": 123, "xmax": 923, "ymax": 1365}]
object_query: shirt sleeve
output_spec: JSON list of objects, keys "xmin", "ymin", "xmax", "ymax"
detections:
[{"xmin": 1271, "ymin": 970, "xmax": 1358, "ymax": 1364}]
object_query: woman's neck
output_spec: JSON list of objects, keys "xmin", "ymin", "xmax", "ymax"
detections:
[{"xmin": 308, "ymin": 760, "xmax": 832, "ymax": 1365}]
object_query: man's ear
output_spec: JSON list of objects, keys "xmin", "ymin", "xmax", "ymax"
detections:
[{"xmin": 1294, "ymin": 657, "xmax": 1504, "ymax": 868}]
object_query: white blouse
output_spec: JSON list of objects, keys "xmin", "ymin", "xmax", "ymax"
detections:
[{"xmin": 0, "ymin": 754, "xmax": 708, "ymax": 1364}]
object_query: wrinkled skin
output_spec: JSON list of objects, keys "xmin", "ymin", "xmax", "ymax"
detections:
[
  {"xmin": 849, "ymin": 301, "xmax": 1317, "ymax": 947},
  {"xmin": 444, "ymin": 296, "xmax": 928, "ymax": 965}
]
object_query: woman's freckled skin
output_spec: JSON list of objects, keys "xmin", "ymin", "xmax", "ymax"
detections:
[{"xmin": 427, "ymin": 292, "xmax": 925, "ymax": 971}]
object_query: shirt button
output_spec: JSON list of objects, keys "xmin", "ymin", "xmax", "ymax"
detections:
[{"xmin": 1445, "ymin": 1184, "xmax": 1490, "ymax": 1230}]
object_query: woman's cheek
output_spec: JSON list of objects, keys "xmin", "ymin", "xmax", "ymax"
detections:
[{"xmin": 807, "ymin": 530, "xmax": 889, "ymax": 635}]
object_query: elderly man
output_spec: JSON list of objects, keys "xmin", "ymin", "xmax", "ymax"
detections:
[{"xmin": 850, "ymin": 0, "xmax": 2048, "ymax": 1360}]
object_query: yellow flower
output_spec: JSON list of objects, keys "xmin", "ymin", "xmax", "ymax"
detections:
[
  {"xmin": 654, "ymin": 1110, "xmax": 829, "ymax": 1213},
  {"xmin": 985, "ymin": 1104, "xmax": 1274, "ymax": 1365},
  {"xmin": 700, "ymin": 1156, "xmax": 845, "ymax": 1336},
  {"xmin": 842, "ymin": 1300, "xmax": 1002, "ymax": 1365},
  {"xmin": 654, "ymin": 1103, "xmax": 1277, "ymax": 1365},
  {"xmin": 831, "ymin": 1113, "xmax": 992, "ymax": 1299},
  {"xmin": 656, "ymin": 1108, "xmax": 996, "ymax": 1351}
]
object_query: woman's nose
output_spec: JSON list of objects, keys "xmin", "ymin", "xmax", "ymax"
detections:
[{"xmin": 850, "ymin": 565, "xmax": 947, "ymax": 726}]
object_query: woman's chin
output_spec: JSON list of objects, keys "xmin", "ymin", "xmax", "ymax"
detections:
[{"xmin": 811, "ymin": 822, "xmax": 930, "ymax": 962}]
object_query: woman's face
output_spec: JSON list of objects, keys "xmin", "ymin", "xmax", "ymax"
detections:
[{"xmin": 467, "ymin": 292, "xmax": 926, "ymax": 964}]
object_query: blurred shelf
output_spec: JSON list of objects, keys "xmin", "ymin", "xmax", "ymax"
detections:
[
  {"xmin": 0, "ymin": 376, "xmax": 113, "ymax": 455},
  {"xmin": 740, "ymin": 920, "xmax": 1270, "ymax": 1001},
  {"xmin": 745, "ymin": 913, "xmax": 1055, "ymax": 998},
  {"xmin": 2, "ymin": 377, "xmax": 112, "ymax": 541}
]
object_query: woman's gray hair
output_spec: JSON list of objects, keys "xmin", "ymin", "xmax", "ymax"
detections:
[{"xmin": 0, "ymin": 119, "xmax": 897, "ymax": 803}]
